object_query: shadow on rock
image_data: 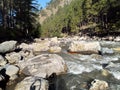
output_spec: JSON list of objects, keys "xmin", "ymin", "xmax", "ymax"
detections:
[
  {"xmin": 0, "ymin": 68, "xmax": 10, "ymax": 90},
  {"xmin": 30, "ymin": 79, "xmax": 42, "ymax": 90}
]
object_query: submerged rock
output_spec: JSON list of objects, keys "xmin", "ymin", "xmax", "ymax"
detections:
[
  {"xmin": 89, "ymin": 79, "xmax": 109, "ymax": 90},
  {"xmin": 0, "ymin": 41, "xmax": 17, "ymax": 53},
  {"xmin": 15, "ymin": 76, "xmax": 48, "ymax": 90},
  {"xmin": 18, "ymin": 54, "xmax": 67, "ymax": 78},
  {"xmin": 68, "ymin": 41, "xmax": 101, "ymax": 54}
]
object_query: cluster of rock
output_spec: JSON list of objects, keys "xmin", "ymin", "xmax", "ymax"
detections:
[
  {"xmin": 0, "ymin": 36, "xmax": 114, "ymax": 90},
  {"xmin": 0, "ymin": 38, "xmax": 67, "ymax": 90}
]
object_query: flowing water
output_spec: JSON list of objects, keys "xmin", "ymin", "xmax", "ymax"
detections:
[
  {"xmin": 6, "ymin": 40, "xmax": 120, "ymax": 90},
  {"xmin": 51, "ymin": 41, "xmax": 120, "ymax": 90}
]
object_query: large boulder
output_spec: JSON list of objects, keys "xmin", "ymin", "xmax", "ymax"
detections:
[
  {"xmin": 68, "ymin": 41, "xmax": 101, "ymax": 54},
  {"xmin": 89, "ymin": 79, "xmax": 109, "ymax": 90},
  {"xmin": 18, "ymin": 54, "xmax": 67, "ymax": 78},
  {"xmin": 0, "ymin": 41, "xmax": 17, "ymax": 53},
  {"xmin": 15, "ymin": 76, "xmax": 48, "ymax": 90}
]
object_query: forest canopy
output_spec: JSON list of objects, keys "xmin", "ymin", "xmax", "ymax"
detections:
[
  {"xmin": 0, "ymin": 0, "xmax": 40, "ymax": 40},
  {"xmin": 41, "ymin": 0, "xmax": 120, "ymax": 37}
]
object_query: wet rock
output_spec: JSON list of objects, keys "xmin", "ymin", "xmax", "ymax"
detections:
[
  {"xmin": 0, "ymin": 55, "xmax": 7, "ymax": 66},
  {"xmin": 89, "ymin": 79, "xmax": 109, "ymax": 90},
  {"xmin": 0, "ymin": 41, "xmax": 17, "ymax": 53},
  {"xmin": 68, "ymin": 41, "xmax": 101, "ymax": 54},
  {"xmin": 15, "ymin": 76, "xmax": 48, "ymax": 90},
  {"xmin": 18, "ymin": 54, "xmax": 67, "ymax": 78},
  {"xmin": 49, "ymin": 46, "xmax": 61, "ymax": 53},
  {"xmin": 5, "ymin": 65, "xmax": 19, "ymax": 80},
  {"xmin": 5, "ymin": 52, "xmax": 21, "ymax": 64},
  {"xmin": 101, "ymin": 69, "xmax": 110, "ymax": 76}
]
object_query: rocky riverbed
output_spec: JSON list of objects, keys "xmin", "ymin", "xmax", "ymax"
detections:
[{"xmin": 0, "ymin": 36, "xmax": 120, "ymax": 90}]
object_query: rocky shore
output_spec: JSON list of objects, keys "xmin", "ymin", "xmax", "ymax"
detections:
[{"xmin": 0, "ymin": 36, "xmax": 119, "ymax": 90}]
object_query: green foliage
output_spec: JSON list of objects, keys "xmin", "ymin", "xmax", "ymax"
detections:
[
  {"xmin": 0, "ymin": 0, "xmax": 41, "ymax": 40},
  {"xmin": 41, "ymin": 0, "xmax": 120, "ymax": 37}
]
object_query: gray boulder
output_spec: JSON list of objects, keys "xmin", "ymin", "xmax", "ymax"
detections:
[
  {"xmin": 15, "ymin": 76, "xmax": 48, "ymax": 90},
  {"xmin": 18, "ymin": 54, "xmax": 67, "ymax": 78},
  {"xmin": 68, "ymin": 41, "xmax": 101, "ymax": 54},
  {"xmin": 0, "ymin": 41, "xmax": 17, "ymax": 53}
]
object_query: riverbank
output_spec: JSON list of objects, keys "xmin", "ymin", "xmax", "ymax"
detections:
[{"xmin": 0, "ymin": 36, "xmax": 120, "ymax": 90}]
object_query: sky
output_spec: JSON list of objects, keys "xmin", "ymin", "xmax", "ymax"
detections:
[{"xmin": 36, "ymin": 0, "xmax": 51, "ymax": 9}]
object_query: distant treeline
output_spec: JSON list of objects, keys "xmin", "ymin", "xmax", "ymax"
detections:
[
  {"xmin": 41, "ymin": 0, "xmax": 120, "ymax": 37},
  {"xmin": 0, "ymin": 0, "xmax": 40, "ymax": 40}
]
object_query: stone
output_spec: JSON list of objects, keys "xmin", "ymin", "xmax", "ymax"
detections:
[
  {"xmin": 18, "ymin": 54, "xmax": 67, "ymax": 78},
  {"xmin": 49, "ymin": 46, "xmax": 61, "ymax": 53},
  {"xmin": 5, "ymin": 65, "xmax": 19, "ymax": 80},
  {"xmin": 9, "ymin": 74, "xmax": 18, "ymax": 81},
  {"xmin": 15, "ymin": 76, "xmax": 48, "ymax": 90},
  {"xmin": 114, "ymin": 36, "xmax": 120, "ymax": 42},
  {"xmin": 68, "ymin": 41, "xmax": 101, "ymax": 54},
  {"xmin": 19, "ymin": 50, "xmax": 34, "ymax": 60},
  {"xmin": 50, "ymin": 37, "xmax": 59, "ymax": 45},
  {"xmin": 32, "ymin": 42, "xmax": 49, "ymax": 52},
  {"xmin": 0, "ymin": 55, "xmax": 7, "ymax": 66},
  {"xmin": 113, "ymin": 47, "xmax": 120, "ymax": 52},
  {"xmin": 89, "ymin": 79, "xmax": 109, "ymax": 90},
  {"xmin": 101, "ymin": 69, "xmax": 110, "ymax": 76},
  {"xmin": 0, "ymin": 41, "xmax": 17, "ymax": 53},
  {"xmin": 5, "ymin": 52, "xmax": 22, "ymax": 64},
  {"xmin": 72, "ymin": 36, "xmax": 80, "ymax": 41},
  {"xmin": 19, "ymin": 43, "xmax": 32, "ymax": 50}
]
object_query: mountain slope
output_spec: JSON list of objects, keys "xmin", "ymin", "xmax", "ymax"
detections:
[
  {"xmin": 38, "ymin": 0, "xmax": 72, "ymax": 24},
  {"xmin": 39, "ymin": 0, "xmax": 120, "ymax": 37}
]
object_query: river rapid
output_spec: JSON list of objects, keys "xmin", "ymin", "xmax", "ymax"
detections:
[
  {"xmin": 5, "ymin": 39, "xmax": 120, "ymax": 90},
  {"xmin": 50, "ymin": 41, "xmax": 120, "ymax": 90}
]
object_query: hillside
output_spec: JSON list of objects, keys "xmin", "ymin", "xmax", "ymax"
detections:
[
  {"xmin": 38, "ymin": 0, "xmax": 72, "ymax": 24},
  {"xmin": 39, "ymin": 0, "xmax": 120, "ymax": 37}
]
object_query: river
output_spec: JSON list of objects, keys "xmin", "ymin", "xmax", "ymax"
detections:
[
  {"xmin": 6, "ymin": 40, "xmax": 120, "ymax": 90},
  {"xmin": 50, "ymin": 41, "xmax": 120, "ymax": 90}
]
